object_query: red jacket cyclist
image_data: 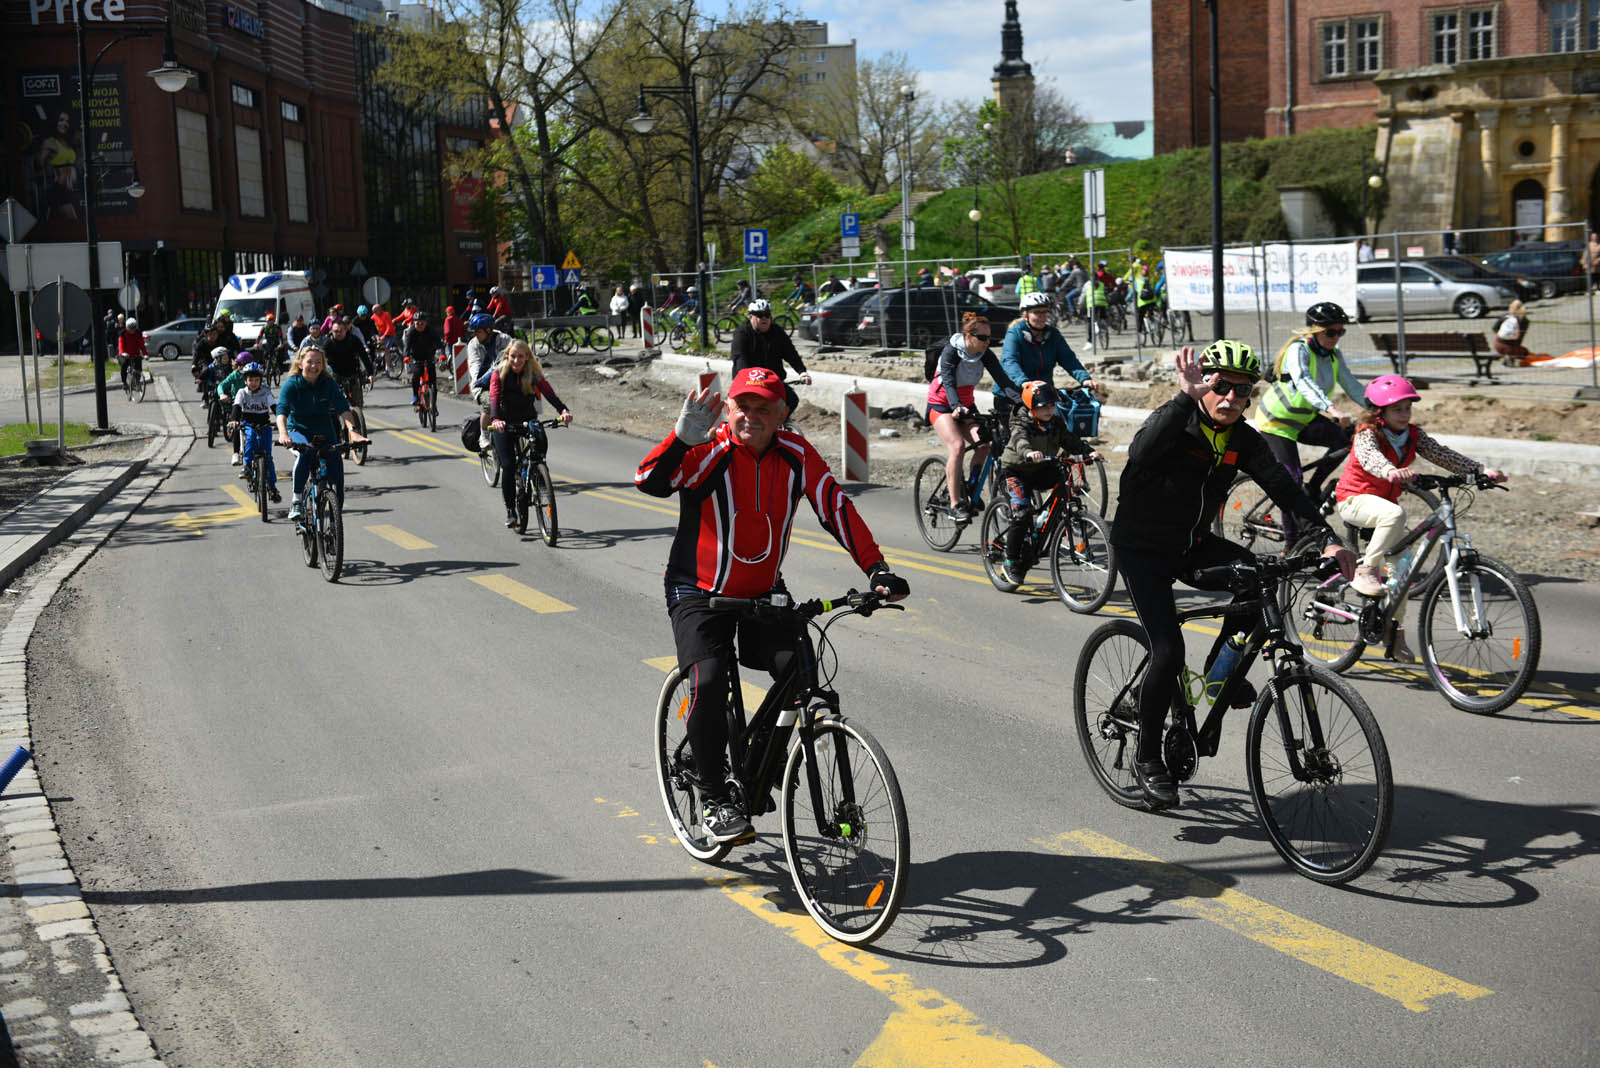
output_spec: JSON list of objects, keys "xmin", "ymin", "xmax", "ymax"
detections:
[{"xmin": 635, "ymin": 366, "xmax": 909, "ymax": 843}]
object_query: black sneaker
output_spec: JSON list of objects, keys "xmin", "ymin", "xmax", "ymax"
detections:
[
  {"xmin": 1133, "ymin": 758, "xmax": 1180, "ymax": 809},
  {"xmin": 1228, "ymin": 680, "xmax": 1258, "ymax": 709},
  {"xmin": 701, "ymin": 801, "xmax": 753, "ymax": 843},
  {"xmin": 505, "ymin": 508, "xmax": 518, "ymax": 529},
  {"xmin": 268, "ymin": 488, "xmax": 281, "ymax": 503}
]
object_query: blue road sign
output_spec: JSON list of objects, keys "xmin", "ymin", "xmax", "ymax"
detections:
[
  {"xmin": 562, "ymin": 267, "xmax": 582, "ymax": 285},
  {"xmin": 744, "ymin": 228, "xmax": 769, "ymax": 264},
  {"xmin": 841, "ymin": 213, "xmax": 859, "ymax": 239},
  {"xmin": 472, "ymin": 257, "xmax": 489, "ymax": 279},
  {"xmin": 531, "ymin": 266, "xmax": 558, "ymax": 290}
]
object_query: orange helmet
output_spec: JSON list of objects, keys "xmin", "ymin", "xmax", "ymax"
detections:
[{"xmin": 1021, "ymin": 380, "xmax": 1058, "ymax": 413}]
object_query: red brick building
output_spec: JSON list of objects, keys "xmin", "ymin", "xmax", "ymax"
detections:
[{"xmin": 1150, "ymin": 0, "xmax": 1270, "ymax": 155}]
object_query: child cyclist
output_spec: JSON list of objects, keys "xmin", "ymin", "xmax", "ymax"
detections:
[
  {"xmin": 230, "ymin": 364, "xmax": 281, "ymax": 504},
  {"xmin": 1333, "ymin": 374, "xmax": 1505, "ymax": 661},
  {"xmin": 997, "ymin": 381, "xmax": 1098, "ymax": 584}
]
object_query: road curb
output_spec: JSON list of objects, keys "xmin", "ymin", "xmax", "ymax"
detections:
[{"xmin": 0, "ymin": 375, "xmax": 192, "ymax": 1066}]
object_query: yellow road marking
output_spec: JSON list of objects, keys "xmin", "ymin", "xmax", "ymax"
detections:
[
  {"xmin": 469, "ymin": 574, "xmax": 575, "ymax": 614},
  {"xmin": 163, "ymin": 483, "xmax": 257, "ymax": 532},
  {"xmin": 1037, "ymin": 829, "xmax": 1493, "ymax": 1012},
  {"xmin": 370, "ymin": 414, "xmax": 493, "ymax": 466},
  {"xmin": 364, "ymin": 524, "xmax": 435, "ymax": 550}
]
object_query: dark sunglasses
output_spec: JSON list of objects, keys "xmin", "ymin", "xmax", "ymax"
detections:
[
  {"xmin": 1210, "ymin": 379, "xmax": 1253, "ymax": 397},
  {"xmin": 970, "ymin": 333, "xmax": 991, "ymax": 341},
  {"xmin": 750, "ymin": 312, "xmax": 772, "ymax": 320},
  {"xmin": 1320, "ymin": 327, "xmax": 1347, "ymax": 337}
]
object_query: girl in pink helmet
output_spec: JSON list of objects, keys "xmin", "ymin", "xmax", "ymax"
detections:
[{"xmin": 1332, "ymin": 374, "xmax": 1506, "ymax": 660}]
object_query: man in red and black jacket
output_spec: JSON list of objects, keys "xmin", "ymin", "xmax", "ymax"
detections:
[{"xmin": 635, "ymin": 366, "xmax": 909, "ymax": 843}]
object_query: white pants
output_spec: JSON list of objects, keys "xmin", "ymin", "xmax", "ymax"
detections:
[{"xmin": 1335, "ymin": 493, "xmax": 1407, "ymax": 569}]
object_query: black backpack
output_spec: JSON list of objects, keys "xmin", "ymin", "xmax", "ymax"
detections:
[
  {"xmin": 923, "ymin": 343, "xmax": 944, "ymax": 382},
  {"xmin": 460, "ymin": 416, "xmax": 480, "ymax": 452}
]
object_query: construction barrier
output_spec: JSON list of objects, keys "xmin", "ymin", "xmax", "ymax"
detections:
[
  {"xmin": 452, "ymin": 341, "xmax": 470, "ymax": 394},
  {"xmin": 699, "ymin": 362, "xmax": 719, "ymax": 395},
  {"xmin": 842, "ymin": 388, "xmax": 869, "ymax": 482},
  {"xmin": 0, "ymin": 745, "xmax": 31, "ymax": 794},
  {"xmin": 642, "ymin": 306, "xmax": 655, "ymax": 348}
]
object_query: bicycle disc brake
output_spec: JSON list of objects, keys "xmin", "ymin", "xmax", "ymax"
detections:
[{"xmin": 1163, "ymin": 724, "xmax": 1199, "ymax": 783}]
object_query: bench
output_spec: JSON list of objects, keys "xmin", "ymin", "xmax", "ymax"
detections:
[{"xmin": 1371, "ymin": 332, "xmax": 1497, "ymax": 386}]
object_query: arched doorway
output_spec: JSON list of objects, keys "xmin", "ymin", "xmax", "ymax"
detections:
[{"xmin": 1512, "ymin": 178, "xmax": 1545, "ymax": 243}]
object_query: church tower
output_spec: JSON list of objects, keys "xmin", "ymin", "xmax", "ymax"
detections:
[{"xmin": 992, "ymin": 0, "xmax": 1035, "ymax": 116}]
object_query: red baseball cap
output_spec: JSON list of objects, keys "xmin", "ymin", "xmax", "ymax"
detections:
[{"xmin": 727, "ymin": 367, "xmax": 786, "ymax": 405}]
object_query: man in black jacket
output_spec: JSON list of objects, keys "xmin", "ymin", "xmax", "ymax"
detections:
[
  {"xmin": 323, "ymin": 316, "xmax": 374, "ymax": 409},
  {"xmin": 1111, "ymin": 341, "xmax": 1353, "ymax": 809},
  {"xmin": 728, "ymin": 299, "xmax": 810, "ymax": 412}
]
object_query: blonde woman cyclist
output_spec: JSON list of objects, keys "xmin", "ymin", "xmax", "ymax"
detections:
[
  {"xmin": 487, "ymin": 340, "xmax": 573, "ymax": 528},
  {"xmin": 1257, "ymin": 301, "xmax": 1366, "ymax": 542}
]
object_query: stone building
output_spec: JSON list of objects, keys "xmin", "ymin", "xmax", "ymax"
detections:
[{"xmin": 992, "ymin": 0, "xmax": 1034, "ymax": 115}]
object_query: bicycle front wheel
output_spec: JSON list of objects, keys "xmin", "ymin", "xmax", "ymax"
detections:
[
  {"xmin": 714, "ymin": 316, "xmax": 739, "ymax": 344},
  {"xmin": 515, "ymin": 465, "xmax": 531, "ymax": 535},
  {"xmin": 480, "ymin": 440, "xmax": 500, "ymax": 487},
  {"xmin": 1417, "ymin": 553, "xmax": 1541, "ymax": 714},
  {"xmin": 317, "ymin": 489, "xmax": 344, "ymax": 582},
  {"xmin": 130, "ymin": 367, "xmax": 146, "ymax": 403},
  {"xmin": 255, "ymin": 457, "xmax": 270, "ymax": 522},
  {"xmin": 1213, "ymin": 476, "xmax": 1282, "ymax": 550},
  {"xmin": 1246, "ymin": 663, "xmax": 1391, "ymax": 883},
  {"xmin": 533, "ymin": 462, "xmax": 558, "ymax": 546},
  {"xmin": 427, "ymin": 384, "xmax": 438, "ymax": 432},
  {"xmin": 653, "ymin": 667, "xmax": 732, "ymax": 863},
  {"xmin": 299, "ymin": 492, "xmax": 318, "ymax": 568},
  {"xmin": 1278, "ymin": 536, "xmax": 1366, "ymax": 671},
  {"xmin": 781, "ymin": 717, "xmax": 909, "ymax": 947},
  {"xmin": 587, "ymin": 325, "xmax": 614, "ymax": 352},
  {"xmin": 1073, "ymin": 619, "xmax": 1152, "ymax": 809},
  {"xmin": 1082, "ymin": 456, "xmax": 1110, "ymax": 516},
  {"xmin": 978, "ymin": 499, "xmax": 1019, "ymax": 592},
  {"xmin": 1049, "ymin": 509, "xmax": 1116, "ymax": 614},
  {"xmin": 667, "ymin": 323, "xmax": 688, "ymax": 351},
  {"xmin": 912, "ymin": 456, "xmax": 963, "ymax": 552}
]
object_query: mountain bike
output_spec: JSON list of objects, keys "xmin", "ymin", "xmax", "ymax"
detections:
[
  {"xmin": 204, "ymin": 389, "xmax": 227, "ymax": 448},
  {"xmin": 653, "ymin": 589, "xmax": 909, "ymax": 945},
  {"xmin": 284, "ymin": 438, "xmax": 355, "ymax": 582},
  {"xmin": 381, "ymin": 338, "xmax": 404, "ymax": 380},
  {"xmin": 978, "ymin": 456, "xmax": 1117, "ymax": 613},
  {"xmin": 1074, "ymin": 549, "xmax": 1392, "ymax": 884},
  {"xmin": 1278, "ymin": 472, "xmax": 1540, "ymax": 714},
  {"xmin": 911, "ymin": 410, "xmax": 1007, "ymax": 551},
  {"xmin": 503, "ymin": 418, "xmax": 564, "ymax": 545},
  {"xmin": 336, "ymin": 376, "xmax": 371, "ymax": 465},
  {"xmin": 548, "ymin": 321, "xmax": 614, "ymax": 354},
  {"xmin": 120, "ymin": 355, "xmax": 145, "ymax": 402},
  {"xmin": 410, "ymin": 360, "xmax": 439, "ymax": 432}
]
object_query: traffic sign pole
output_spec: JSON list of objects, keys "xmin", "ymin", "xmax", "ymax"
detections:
[
  {"xmin": 6, "ymin": 200, "xmax": 29, "ymax": 425},
  {"xmin": 56, "ymin": 276, "xmax": 65, "ymax": 454}
]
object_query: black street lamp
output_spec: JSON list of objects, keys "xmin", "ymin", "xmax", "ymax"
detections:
[
  {"xmin": 75, "ymin": 0, "xmax": 195, "ymax": 430},
  {"xmin": 1202, "ymin": 0, "xmax": 1225, "ymax": 337},
  {"xmin": 629, "ymin": 79, "xmax": 709, "ymax": 349},
  {"xmin": 1360, "ymin": 158, "xmax": 1385, "ymax": 235},
  {"xmin": 969, "ymin": 121, "xmax": 992, "ymax": 264}
]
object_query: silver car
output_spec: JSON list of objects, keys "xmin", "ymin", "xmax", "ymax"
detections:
[
  {"xmin": 143, "ymin": 316, "xmax": 209, "ymax": 360},
  {"xmin": 1355, "ymin": 262, "xmax": 1515, "ymax": 321}
]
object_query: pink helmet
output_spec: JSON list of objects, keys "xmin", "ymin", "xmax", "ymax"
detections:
[{"xmin": 1365, "ymin": 374, "xmax": 1420, "ymax": 408}]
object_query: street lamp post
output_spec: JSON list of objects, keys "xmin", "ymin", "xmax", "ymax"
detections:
[
  {"xmin": 1360, "ymin": 159, "xmax": 1385, "ymax": 235},
  {"xmin": 900, "ymin": 85, "xmax": 915, "ymax": 346},
  {"xmin": 629, "ymin": 79, "xmax": 710, "ymax": 349},
  {"xmin": 969, "ymin": 121, "xmax": 993, "ymax": 265},
  {"xmin": 1202, "ymin": 0, "xmax": 1224, "ymax": 337},
  {"xmin": 75, "ymin": 0, "xmax": 194, "ymax": 430}
]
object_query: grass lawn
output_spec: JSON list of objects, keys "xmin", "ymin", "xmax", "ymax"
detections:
[
  {"xmin": 0, "ymin": 422, "xmax": 94, "ymax": 456},
  {"xmin": 29, "ymin": 358, "xmax": 104, "ymax": 388}
]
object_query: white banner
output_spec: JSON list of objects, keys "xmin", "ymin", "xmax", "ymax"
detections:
[{"xmin": 1164, "ymin": 242, "xmax": 1357, "ymax": 315}]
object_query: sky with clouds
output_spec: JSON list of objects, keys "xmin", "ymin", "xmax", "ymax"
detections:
[{"xmin": 796, "ymin": 0, "xmax": 1154, "ymax": 122}]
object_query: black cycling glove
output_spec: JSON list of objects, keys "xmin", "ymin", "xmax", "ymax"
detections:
[{"xmin": 868, "ymin": 563, "xmax": 910, "ymax": 598}]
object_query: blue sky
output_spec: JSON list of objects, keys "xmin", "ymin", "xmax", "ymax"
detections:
[{"xmin": 798, "ymin": 0, "xmax": 1154, "ymax": 122}]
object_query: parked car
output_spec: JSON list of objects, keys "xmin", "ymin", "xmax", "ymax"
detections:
[
  {"xmin": 1477, "ymin": 241, "xmax": 1588, "ymax": 299},
  {"xmin": 966, "ymin": 266, "xmax": 1024, "ymax": 306},
  {"xmin": 1354, "ymin": 262, "xmax": 1516, "ymax": 321},
  {"xmin": 856, "ymin": 288, "xmax": 1023, "ymax": 348},
  {"xmin": 807, "ymin": 288, "xmax": 881, "ymax": 345},
  {"xmin": 1416, "ymin": 256, "xmax": 1537, "ymax": 302},
  {"xmin": 143, "ymin": 316, "xmax": 209, "ymax": 360}
]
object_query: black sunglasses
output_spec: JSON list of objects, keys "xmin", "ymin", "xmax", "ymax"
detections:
[
  {"xmin": 1320, "ymin": 327, "xmax": 1347, "ymax": 337},
  {"xmin": 1210, "ymin": 379, "xmax": 1253, "ymax": 397}
]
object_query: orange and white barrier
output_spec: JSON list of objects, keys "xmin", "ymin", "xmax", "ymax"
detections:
[
  {"xmin": 642, "ymin": 306, "xmax": 655, "ymax": 349},
  {"xmin": 452, "ymin": 341, "xmax": 470, "ymax": 394},
  {"xmin": 699, "ymin": 362, "xmax": 719, "ymax": 395},
  {"xmin": 842, "ymin": 388, "xmax": 869, "ymax": 482}
]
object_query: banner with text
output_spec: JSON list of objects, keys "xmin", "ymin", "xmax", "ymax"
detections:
[
  {"xmin": 16, "ymin": 65, "xmax": 137, "ymax": 222},
  {"xmin": 1164, "ymin": 242, "xmax": 1357, "ymax": 315}
]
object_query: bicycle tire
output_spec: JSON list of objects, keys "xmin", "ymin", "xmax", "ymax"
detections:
[
  {"xmin": 385, "ymin": 348, "xmax": 403, "ymax": 380},
  {"xmin": 978, "ymin": 499, "xmax": 1020, "ymax": 592},
  {"xmin": 549, "ymin": 327, "xmax": 577, "ymax": 355},
  {"xmin": 667, "ymin": 323, "xmax": 688, "ymax": 351},
  {"xmin": 255, "ymin": 456, "xmax": 269, "ymax": 522},
  {"xmin": 1073, "ymin": 618, "xmax": 1152, "ymax": 809},
  {"xmin": 1278, "ymin": 537, "xmax": 1366, "ymax": 671},
  {"xmin": 912, "ymin": 456, "xmax": 963, "ymax": 552},
  {"xmin": 1213, "ymin": 477, "xmax": 1282, "ymax": 551},
  {"xmin": 350, "ymin": 408, "xmax": 369, "ymax": 466},
  {"xmin": 1082, "ymin": 456, "xmax": 1109, "ymax": 516},
  {"xmin": 480, "ymin": 442, "xmax": 500, "ymax": 487},
  {"xmin": 418, "ymin": 387, "xmax": 429, "ymax": 426},
  {"xmin": 780, "ymin": 717, "xmax": 909, "ymax": 947},
  {"xmin": 653, "ymin": 666, "xmax": 733, "ymax": 863},
  {"xmin": 299, "ymin": 490, "xmax": 318, "ymax": 568},
  {"xmin": 428, "ymin": 394, "xmax": 438, "ymax": 433},
  {"xmin": 130, "ymin": 367, "xmax": 146, "ymax": 403},
  {"xmin": 515, "ymin": 460, "xmax": 530, "ymax": 535},
  {"xmin": 1416, "ymin": 553, "xmax": 1541, "ymax": 714},
  {"xmin": 1246, "ymin": 663, "xmax": 1392, "ymax": 883},
  {"xmin": 206, "ymin": 404, "xmax": 221, "ymax": 448},
  {"xmin": 714, "ymin": 316, "xmax": 739, "ymax": 344},
  {"xmin": 533, "ymin": 462, "xmax": 558, "ymax": 546},
  {"xmin": 587, "ymin": 325, "xmax": 614, "ymax": 352},
  {"xmin": 1050, "ymin": 509, "xmax": 1116, "ymax": 614},
  {"xmin": 317, "ymin": 488, "xmax": 343, "ymax": 582}
]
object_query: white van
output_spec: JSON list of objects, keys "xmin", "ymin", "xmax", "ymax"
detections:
[{"xmin": 213, "ymin": 271, "xmax": 317, "ymax": 345}]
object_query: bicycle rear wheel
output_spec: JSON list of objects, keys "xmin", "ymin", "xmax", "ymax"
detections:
[
  {"xmin": 587, "ymin": 325, "xmax": 614, "ymax": 352},
  {"xmin": 1278, "ymin": 537, "xmax": 1366, "ymax": 671},
  {"xmin": 781, "ymin": 717, "xmax": 909, "ymax": 947},
  {"xmin": 1417, "ymin": 553, "xmax": 1541, "ymax": 714},
  {"xmin": 317, "ymin": 489, "xmax": 343, "ymax": 582},
  {"xmin": 978, "ymin": 499, "xmax": 1020, "ymax": 592},
  {"xmin": 653, "ymin": 667, "xmax": 732, "ymax": 863},
  {"xmin": 533, "ymin": 462, "xmax": 558, "ymax": 546},
  {"xmin": 1074, "ymin": 618, "xmax": 1152, "ymax": 809},
  {"xmin": 912, "ymin": 456, "xmax": 963, "ymax": 552},
  {"xmin": 1246, "ymin": 663, "xmax": 1392, "ymax": 883},
  {"xmin": 350, "ymin": 409, "xmax": 369, "ymax": 466},
  {"xmin": 549, "ymin": 327, "xmax": 577, "ymax": 355},
  {"xmin": 1050, "ymin": 509, "xmax": 1116, "ymax": 614},
  {"xmin": 480, "ymin": 440, "xmax": 499, "ymax": 487}
]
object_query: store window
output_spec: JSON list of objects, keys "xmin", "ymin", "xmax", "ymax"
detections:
[
  {"xmin": 284, "ymin": 138, "xmax": 309, "ymax": 223},
  {"xmin": 235, "ymin": 125, "xmax": 265, "ymax": 217},
  {"xmin": 175, "ymin": 107, "xmax": 212, "ymax": 211}
]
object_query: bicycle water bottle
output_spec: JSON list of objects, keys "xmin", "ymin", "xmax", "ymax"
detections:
[
  {"xmin": 1393, "ymin": 548, "xmax": 1414, "ymax": 586},
  {"xmin": 1203, "ymin": 633, "xmax": 1249, "ymax": 705}
]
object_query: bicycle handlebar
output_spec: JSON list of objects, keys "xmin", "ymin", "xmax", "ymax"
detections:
[
  {"xmin": 1189, "ymin": 549, "xmax": 1339, "ymax": 591},
  {"xmin": 1410, "ymin": 472, "xmax": 1506, "ymax": 492},
  {"xmin": 281, "ymin": 438, "xmax": 358, "ymax": 455},
  {"xmin": 708, "ymin": 588, "xmax": 902, "ymax": 621},
  {"xmin": 501, "ymin": 418, "xmax": 568, "ymax": 433}
]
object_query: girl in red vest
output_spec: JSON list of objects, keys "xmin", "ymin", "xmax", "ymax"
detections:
[{"xmin": 1333, "ymin": 374, "xmax": 1505, "ymax": 658}]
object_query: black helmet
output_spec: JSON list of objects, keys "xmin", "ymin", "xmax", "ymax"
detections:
[{"xmin": 1305, "ymin": 302, "xmax": 1350, "ymax": 327}]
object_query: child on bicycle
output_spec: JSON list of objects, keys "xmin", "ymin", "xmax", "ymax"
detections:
[
  {"xmin": 997, "ymin": 381, "xmax": 1098, "ymax": 584},
  {"xmin": 1333, "ymin": 374, "xmax": 1505, "ymax": 659},
  {"xmin": 230, "ymin": 364, "xmax": 281, "ymax": 503}
]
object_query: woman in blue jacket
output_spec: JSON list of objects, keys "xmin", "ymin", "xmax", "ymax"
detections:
[{"xmin": 994, "ymin": 292, "xmax": 1098, "ymax": 424}]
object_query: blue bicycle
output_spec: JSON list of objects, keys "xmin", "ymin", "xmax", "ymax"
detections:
[
  {"xmin": 284, "ymin": 437, "xmax": 355, "ymax": 582},
  {"xmin": 913, "ymin": 410, "xmax": 1007, "ymax": 551}
]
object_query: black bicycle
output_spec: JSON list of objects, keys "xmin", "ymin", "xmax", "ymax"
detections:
[
  {"xmin": 978, "ymin": 455, "xmax": 1117, "ymax": 613},
  {"xmin": 911, "ymin": 410, "xmax": 1007, "ymax": 551},
  {"xmin": 503, "ymin": 418, "xmax": 563, "ymax": 545},
  {"xmin": 283, "ymin": 437, "xmax": 355, "ymax": 582},
  {"xmin": 653, "ymin": 589, "xmax": 910, "ymax": 946},
  {"xmin": 235, "ymin": 425, "xmax": 273, "ymax": 522},
  {"xmin": 414, "ymin": 360, "xmax": 440, "ymax": 432},
  {"xmin": 1074, "ymin": 549, "xmax": 1393, "ymax": 884},
  {"xmin": 204, "ymin": 388, "xmax": 229, "ymax": 448},
  {"xmin": 336, "ymin": 375, "xmax": 371, "ymax": 466},
  {"xmin": 119, "ymin": 355, "xmax": 145, "ymax": 403}
]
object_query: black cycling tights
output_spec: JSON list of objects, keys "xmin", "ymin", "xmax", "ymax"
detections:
[{"xmin": 1116, "ymin": 536, "xmax": 1257, "ymax": 763}]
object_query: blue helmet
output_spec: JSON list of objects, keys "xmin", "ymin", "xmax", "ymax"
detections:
[{"xmin": 469, "ymin": 313, "xmax": 494, "ymax": 330}]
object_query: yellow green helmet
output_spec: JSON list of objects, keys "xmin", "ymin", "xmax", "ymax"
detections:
[{"xmin": 1198, "ymin": 339, "xmax": 1260, "ymax": 381}]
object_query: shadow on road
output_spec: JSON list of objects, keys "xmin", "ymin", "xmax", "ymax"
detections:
[
  {"xmin": 335, "ymin": 558, "xmax": 517, "ymax": 585},
  {"xmin": 79, "ymin": 868, "xmax": 713, "ymax": 905}
]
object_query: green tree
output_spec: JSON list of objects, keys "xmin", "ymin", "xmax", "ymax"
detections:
[{"xmin": 735, "ymin": 144, "xmax": 844, "ymax": 235}]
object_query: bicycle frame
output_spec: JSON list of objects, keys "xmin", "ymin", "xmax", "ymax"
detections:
[{"xmin": 722, "ymin": 635, "xmax": 836, "ymax": 826}]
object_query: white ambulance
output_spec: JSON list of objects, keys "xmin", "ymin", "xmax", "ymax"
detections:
[{"xmin": 212, "ymin": 271, "xmax": 317, "ymax": 345}]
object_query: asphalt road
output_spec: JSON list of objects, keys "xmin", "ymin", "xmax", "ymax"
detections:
[{"xmin": 27, "ymin": 372, "xmax": 1600, "ymax": 1068}]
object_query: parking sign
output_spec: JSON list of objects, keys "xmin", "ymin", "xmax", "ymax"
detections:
[
  {"xmin": 840, "ymin": 213, "xmax": 859, "ymax": 239},
  {"xmin": 744, "ymin": 229, "xmax": 768, "ymax": 264}
]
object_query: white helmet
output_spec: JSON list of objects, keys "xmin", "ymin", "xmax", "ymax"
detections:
[
  {"xmin": 747, "ymin": 298, "xmax": 772, "ymax": 315},
  {"xmin": 125, "ymin": 318, "xmax": 138, "ymax": 330},
  {"xmin": 1020, "ymin": 292, "xmax": 1052, "ymax": 310}
]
